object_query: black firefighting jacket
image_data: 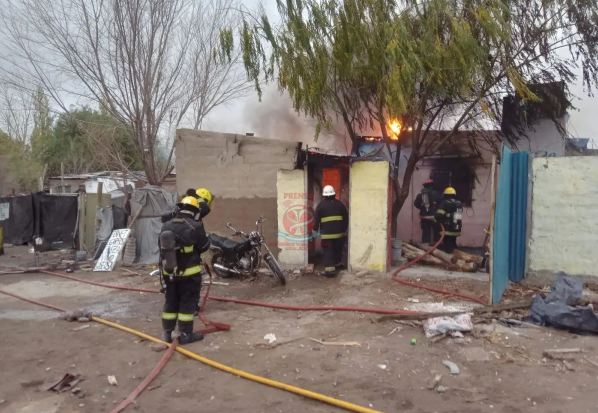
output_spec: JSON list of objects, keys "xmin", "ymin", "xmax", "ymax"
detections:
[
  {"xmin": 434, "ymin": 197, "xmax": 463, "ymax": 236},
  {"xmin": 414, "ymin": 187, "xmax": 442, "ymax": 218},
  {"xmin": 161, "ymin": 213, "xmax": 210, "ymax": 276},
  {"xmin": 313, "ymin": 198, "xmax": 349, "ymax": 239}
]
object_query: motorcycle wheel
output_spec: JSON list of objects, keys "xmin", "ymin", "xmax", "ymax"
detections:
[
  {"xmin": 211, "ymin": 253, "xmax": 234, "ymax": 278},
  {"xmin": 264, "ymin": 252, "xmax": 286, "ymax": 286}
]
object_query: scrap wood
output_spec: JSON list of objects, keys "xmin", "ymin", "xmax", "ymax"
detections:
[
  {"xmin": 583, "ymin": 356, "xmax": 598, "ymax": 368},
  {"xmin": 431, "ymin": 333, "xmax": 449, "ymax": 343},
  {"xmin": 377, "ymin": 299, "xmax": 532, "ymax": 323},
  {"xmin": 254, "ymin": 337, "xmax": 303, "ymax": 349},
  {"xmin": 562, "ymin": 360, "xmax": 575, "ymax": 371},
  {"xmin": 543, "ymin": 348, "xmax": 584, "ymax": 360},
  {"xmin": 427, "ymin": 374, "xmax": 443, "ymax": 390},
  {"xmin": 308, "ymin": 338, "xmax": 361, "ymax": 347}
]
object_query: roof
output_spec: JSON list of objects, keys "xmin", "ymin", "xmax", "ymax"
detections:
[
  {"xmin": 566, "ymin": 138, "xmax": 590, "ymax": 150},
  {"xmin": 49, "ymin": 171, "xmax": 146, "ymax": 181}
]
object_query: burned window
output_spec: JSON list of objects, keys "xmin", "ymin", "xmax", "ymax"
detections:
[{"xmin": 430, "ymin": 160, "xmax": 474, "ymax": 207}]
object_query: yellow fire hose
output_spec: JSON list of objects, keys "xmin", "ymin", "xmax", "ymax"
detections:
[{"xmin": 93, "ymin": 317, "xmax": 384, "ymax": 413}]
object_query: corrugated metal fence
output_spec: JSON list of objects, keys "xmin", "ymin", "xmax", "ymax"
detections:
[{"xmin": 492, "ymin": 146, "xmax": 529, "ymax": 304}]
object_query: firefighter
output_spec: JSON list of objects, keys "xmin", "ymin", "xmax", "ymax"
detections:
[
  {"xmin": 161, "ymin": 188, "xmax": 211, "ymax": 224},
  {"xmin": 313, "ymin": 185, "xmax": 349, "ymax": 278},
  {"xmin": 413, "ymin": 178, "xmax": 442, "ymax": 244},
  {"xmin": 434, "ymin": 187, "xmax": 463, "ymax": 254},
  {"xmin": 159, "ymin": 196, "xmax": 210, "ymax": 344}
]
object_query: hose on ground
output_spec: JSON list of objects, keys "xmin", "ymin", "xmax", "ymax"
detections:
[
  {"xmin": 0, "ymin": 288, "xmax": 385, "ymax": 413},
  {"xmin": 390, "ymin": 223, "xmax": 486, "ymax": 306},
  {"xmin": 37, "ymin": 269, "xmax": 423, "ymax": 315}
]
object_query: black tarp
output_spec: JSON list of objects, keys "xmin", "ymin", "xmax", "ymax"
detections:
[
  {"xmin": 0, "ymin": 195, "xmax": 34, "ymax": 245},
  {"xmin": 525, "ymin": 272, "xmax": 598, "ymax": 334},
  {"xmin": 33, "ymin": 193, "xmax": 78, "ymax": 251}
]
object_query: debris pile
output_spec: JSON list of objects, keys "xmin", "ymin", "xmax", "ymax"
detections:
[{"xmin": 402, "ymin": 241, "xmax": 483, "ymax": 272}]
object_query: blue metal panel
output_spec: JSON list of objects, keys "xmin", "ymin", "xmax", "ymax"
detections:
[
  {"xmin": 492, "ymin": 146, "xmax": 512, "ymax": 304},
  {"xmin": 492, "ymin": 146, "xmax": 530, "ymax": 304},
  {"xmin": 508, "ymin": 152, "xmax": 529, "ymax": 282}
]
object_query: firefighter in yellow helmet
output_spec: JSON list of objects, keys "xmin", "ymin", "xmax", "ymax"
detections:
[
  {"xmin": 434, "ymin": 187, "xmax": 463, "ymax": 254},
  {"xmin": 161, "ymin": 188, "xmax": 212, "ymax": 223},
  {"xmin": 159, "ymin": 196, "xmax": 211, "ymax": 344}
]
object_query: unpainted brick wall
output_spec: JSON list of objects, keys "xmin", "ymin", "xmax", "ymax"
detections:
[{"xmin": 175, "ymin": 130, "xmax": 298, "ymax": 258}]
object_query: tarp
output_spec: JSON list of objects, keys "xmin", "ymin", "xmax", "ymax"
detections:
[
  {"xmin": 525, "ymin": 272, "xmax": 598, "ymax": 334},
  {"xmin": 0, "ymin": 195, "xmax": 34, "ymax": 245},
  {"xmin": 33, "ymin": 193, "xmax": 79, "ymax": 251},
  {"xmin": 130, "ymin": 185, "xmax": 176, "ymax": 264}
]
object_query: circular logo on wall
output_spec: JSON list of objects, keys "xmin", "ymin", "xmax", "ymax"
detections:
[{"xmin": 279, "ymin": 197, "xmax": 316, "ymax": 242}]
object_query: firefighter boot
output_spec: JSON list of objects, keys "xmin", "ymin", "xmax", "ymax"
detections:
[
  {"xmin": 162, "ymin": 331, "xmax": 173, "ymax": 343},
  {"xmin": 180, "ymin": 332, "xmax": 204, "ymax": 344}
]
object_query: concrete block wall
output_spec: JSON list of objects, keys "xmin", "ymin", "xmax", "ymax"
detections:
[
  {"xmin": 175, "ymin": 130, "xmax": 298, "ymax": 258},
  {"xmin": 529, "ymin": 156, "xmax": 598, "ymax": 277},
  {"xmin": 349, "ymin": 161, "xmax": 390, "ymax": 272}
]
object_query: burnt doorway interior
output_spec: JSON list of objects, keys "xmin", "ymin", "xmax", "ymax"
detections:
[{"xmin": 307, "ymin": 155, "xmax": 350, "ymax": 270}]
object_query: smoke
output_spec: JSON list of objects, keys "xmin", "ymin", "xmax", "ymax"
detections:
[{"xmin": 243, "ymin": 84, "xmax": 352, "ymax": 154}]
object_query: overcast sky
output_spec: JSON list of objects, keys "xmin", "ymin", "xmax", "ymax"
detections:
[{"xmin": 202, "ymin": 0, "xmax": 598, "ymax": 148}]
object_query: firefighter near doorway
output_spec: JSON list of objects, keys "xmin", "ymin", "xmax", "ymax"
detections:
[
  {"xmin": 313, "ymin": 185, "xmax": 349, "ymax": 278},
  {"xmin": 159, "ymin": 196, "xmax": 211, "ymax": 345},
  {"xmin": 414, "ymin": 179, "xmax": 442, "ymax": 245}
]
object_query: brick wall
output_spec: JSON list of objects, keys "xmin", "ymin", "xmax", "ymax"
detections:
[{"xmin": 175, "ymin": 130, "xmax": 299, "ymax": 257}]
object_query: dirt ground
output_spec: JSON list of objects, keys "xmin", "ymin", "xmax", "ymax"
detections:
[{"xmin": 1, "ymin": 246, "xmax": 598, "ymax": 413}]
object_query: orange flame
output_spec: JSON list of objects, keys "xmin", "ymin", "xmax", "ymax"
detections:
[{"xmin": 387, "ymin": 120, "xmax": 412, "ymax": 140}]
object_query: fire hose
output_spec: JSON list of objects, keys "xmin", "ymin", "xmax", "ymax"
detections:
[
  {"xmin": 391, "ymin": 223, "xmax": 487, "ymax": 306},
  {"xmin": 0, "ymin": 288, "xmax": 384, "ymax": 413}
]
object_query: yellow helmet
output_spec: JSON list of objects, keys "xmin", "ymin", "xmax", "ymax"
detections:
[
  {"xmin": 444, "ymin": 187, "xmax": 457, "ymax": 195},
  {"xmin": 178, "ymin": 196, "xmax": 200, "ymax": 211},
  {"xmin": 196, "ymin": 188, "xmax": 213, "ymax": 207}
]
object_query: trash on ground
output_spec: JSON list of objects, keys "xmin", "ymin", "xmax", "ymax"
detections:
[
  {"xmin": 149, "ymin": 269, "xmax": 160, "ymax": 277},
  {"xmin": 263, "ymin": 333, "xmax": 277, "ymax": 344},
  {"xmin": 406, "ymin": 297, "xmax": 420, "ymax": 303},
  {"xmin": 309, "ymin": 338, "xmax": 361, "ymax": 347},
  {"xmin": 442, "ymin": 360, "xmax": 460, "ymax": 375},
  {"xmin": 411, "ymin": 338, "xmax": 417, "ymax": 345},
  {"xmin": 543, "ymin": 348, "xmax": 584, "ymax": 360},
  {"xmin": 107, "ymin": 375, "xmax": 118, "ymax": 386},
  {"xmin": 436, "ymin": 385, "xmax": 447, "ymax": 393},
  {"xmin": 377, "ymin": 364, "xmax": 387, "ymax": 370},
  {"xmin": 356, "ymin": 270, "xmax": 369, "ymax": 278},
  {"xmin": 525, "ymin": 272, "xmax": 598, "ymax": 334},
  {"xmin": 423, "ymin": 314, "xmax": 473, "ymax": 338},
  {"xmin": 47, "ymin": 373, "xmax": 82, "ymax": 393},
  {"xmin": 72, "ymin": 324, "xmax": 90, "ymax": 332},
  {"xmin": 427, "ymin": 374, "xmax": 442, "ymax": 390}
]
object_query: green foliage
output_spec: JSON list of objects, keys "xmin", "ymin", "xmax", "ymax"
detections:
[
  {"xmin": 35, "ymin": 107, "xmax": 142, "ymax": 176},
  {"xmin": 0, "ymin": 130, "xmax": 43, "ymax": 191}
]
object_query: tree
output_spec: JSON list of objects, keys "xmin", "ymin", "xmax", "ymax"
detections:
[
  {"xmin": 1, "ymin": 0, "xmax": 252, "ymax": 185},
  {"xmin": 232, "ymin": 0, "xmax": 598, "ymax": 233}
]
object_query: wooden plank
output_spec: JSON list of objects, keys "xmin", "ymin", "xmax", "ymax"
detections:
[{"xmin": 488, "ymin": 154, "xmax": 498, "ymax": 305}]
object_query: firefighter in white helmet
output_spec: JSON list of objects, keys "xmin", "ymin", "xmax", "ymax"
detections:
[{"xmin": 313, "ymin": 185, "xmax": 349, "ymax": 278}]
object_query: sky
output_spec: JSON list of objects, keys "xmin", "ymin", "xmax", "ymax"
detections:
[{"xmin": 201, "ymin": 0, "xmax": 598, "ymax": 149}]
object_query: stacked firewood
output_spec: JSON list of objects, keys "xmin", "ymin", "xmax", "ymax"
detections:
[{"xmin": 402, "ymin": 241, "xmax": 484, "ymax": 272}]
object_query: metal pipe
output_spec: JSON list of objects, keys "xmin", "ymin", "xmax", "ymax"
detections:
[{"xmin": 212, "ymin": 263, "xmax": 242, "ymax": 275}]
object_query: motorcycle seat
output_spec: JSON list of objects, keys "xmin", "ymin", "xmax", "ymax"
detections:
[{"xmin": 208, "ymin": 233, "xmax": 251, "ymax": 253}]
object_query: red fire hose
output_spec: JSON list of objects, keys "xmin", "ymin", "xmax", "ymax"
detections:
[{"xmin": 390, "ymin": 223, "xmax": 486, "ymax": 306}]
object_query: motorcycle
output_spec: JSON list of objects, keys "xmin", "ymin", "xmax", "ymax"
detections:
[{"xmin": 208, "ymin": 216, "xmax": 286, "ymax": 285}]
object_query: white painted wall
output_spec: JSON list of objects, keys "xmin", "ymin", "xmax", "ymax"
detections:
[
  {"xmin": 276, "ymin": 169, "xmax": 308, "ymax": 266},
  {"xmin": 529, "ymin": 156, "xmax": 598, "ymax": 276},
  {"xmin": 511, "ymin": 118, "xmax": 565, "ymax": 158}
]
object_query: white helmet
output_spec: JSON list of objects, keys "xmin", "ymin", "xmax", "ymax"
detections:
[{"xmin": 322, "ymin": 185, "xmax": 336, "ymax": 197}]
